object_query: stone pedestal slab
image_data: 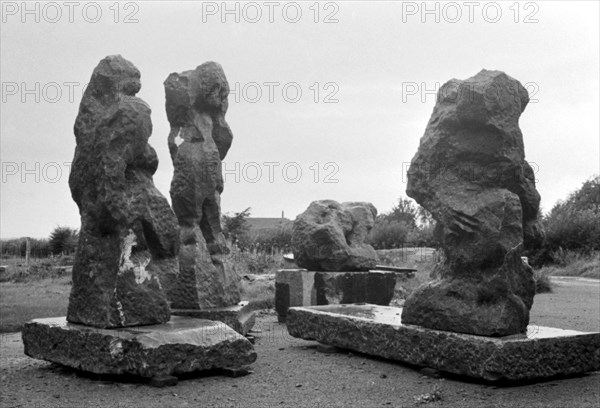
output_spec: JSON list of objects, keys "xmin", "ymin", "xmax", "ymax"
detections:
[
  {"xmin": 171, "ymin": 301, "xmax": 256, "ymax": 336},
  {"xmin": 22, "ymin": 316, "xmax": 256, "ymax": 378},
  {"xmin": 286, "ymin": 304, "xmax": 600, "ymax": 382},
  {"xmin": 275, "ymin": 269, "xmax": 395, "ymax": 322}
]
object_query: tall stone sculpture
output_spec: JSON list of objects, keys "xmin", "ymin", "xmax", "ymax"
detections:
[
  {"xmin": 401, "ymin": 70, "xmax": 542, "ymax": 336},
  {"xmin": 67, "ymin": 55, "xmax": 180, "ymax": 328},
  {"xmin": 164, "ymin": 62, "xmax": 240, "ymax": 309}
]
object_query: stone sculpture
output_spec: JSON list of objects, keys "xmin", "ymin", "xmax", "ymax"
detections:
[
  {"xmin": 401, "ymin": 69, "xmax": 542, "ymax": 336},
  {"xmin": 292, "ymin": 200, "xmax": 379, "ymax": 271},
  {"xmin": 67, "ymin": 55, "xmax": 180, "ymax": 328},
  {"xmin": 23, "ymin": 56, "xmax": 257, "ymax": 382},
  {"xmin": 164, "ymin": 62, "xmax": 240, "ymax": 309}
]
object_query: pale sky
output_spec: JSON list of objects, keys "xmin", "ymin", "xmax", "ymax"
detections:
[{"xmin": 1, "ymin": 1, "xmax": 599, "ymax": 239}]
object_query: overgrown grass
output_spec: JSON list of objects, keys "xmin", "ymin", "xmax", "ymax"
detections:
[
  {"xmin": 376, "ymin": 248, "xmax": 437, "ymax": 303},
  {"xmin": 535, "ymin": 251, "xmax": 599, "ymax": 280},
  {"xmin": 240, "ymin": 274, "xmax": 275, "ymax": 308},
  {"xmin": 0, "ymin": 277, "xmax": 71, "ymax": 332},
  {"xmin": 533, "ymin": 269, "xmax": 553, "ymax": 294},
  {"xmin": 0, "ymin": 256, "xmax": 72, "ymax": 282},
  {"xmin": 230, "ymin": 248, "xmax": 286, "ymax": 275}
]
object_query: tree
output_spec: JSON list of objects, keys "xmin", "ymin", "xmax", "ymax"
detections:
[
  {"xmin": 542, "ymin": 175, "xmax": 599, "ymax": 256},
  {"xmin": 222, "ymin": 207, "xmax": 251, "ymax": 248},
  {"xmin": 368, "ymin": 197, "xmax": 438, "ymax": 249},
  {"xmin": 49, "ymin": 226, "xmax": 78, "ymax": 255},
  {"xmin": 384, "ymin": 197, "xmax": 418, "ymax": 229}
]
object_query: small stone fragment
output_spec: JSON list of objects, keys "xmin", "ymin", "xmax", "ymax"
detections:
[
  {"xmin": 419, "ymin": 367, "xmax": 441, "ymax": 378},
  {"xmin": 149, "ymin": 375, "xmax": 179, "ymax": 387},
  {"xmin": 220, "ymin": 367, "xmax": 252, "ymax": 378},
  {"xmin": 317, "ymin": 344, "xmax": 340, "ymax": 354}
]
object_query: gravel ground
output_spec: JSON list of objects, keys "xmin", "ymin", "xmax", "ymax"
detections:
[{"xmin": 1, "ymin": 277, "xmax": 599, "ymax": 408}]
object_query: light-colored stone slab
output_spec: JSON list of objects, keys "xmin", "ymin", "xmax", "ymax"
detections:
[
  {"xmin": 286, "ymin": 304, "xmax": 600, "ymax": 381},
  {"xmin": 22, "ymin": 316, "xmax": 256, "ymax": 378},
  {"xmin": 172, "ymin": 301, "xmax": 256, "ymax": 335}
]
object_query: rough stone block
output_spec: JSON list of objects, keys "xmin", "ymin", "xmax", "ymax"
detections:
[
  {"xmin": 171, "ymin": 301, "xmax": 256, "ymax": 335},
  {"xmin": 286, "ymin": 304, "xmax": 600, "ymax": 382},
  {"xmin": 275, "ymin": 269, "xmax": 395, "ymax": 321},
  {"xmin": 22, "ymin": 316, "xmax": 257, "ymax": 378}
]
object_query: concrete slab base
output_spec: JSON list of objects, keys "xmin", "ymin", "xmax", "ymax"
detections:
[
  {"xmin": 286, "ymin": 304, "xmax": 600, "ymax": 382},
  {"xmin": 171, "ymin": 301, "xmax": 256, "ymax": 336},
  {"xmin": 275, "ymin": 269, "xmax": 396, "ymax": 322},
  {"xmin": 22, "ymin": 316, "xmax": 257, "ymax": 378}
]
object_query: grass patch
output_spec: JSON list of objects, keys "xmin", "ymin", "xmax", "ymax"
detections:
[
  {"xmin": 0, "ymin": 256, "xmax": 72, "ymax": 282},
  {"xmin": 240, "ymin": 274, "xmax": 275, "ymax": 307},
  {"xmin": 230, "ymin": 249, "xmax": 286, "ymax": 275},
  {"xmin": 535, "ymin": 251, "xmax": 599, "ymax": 280},
  {"xmin": 0, "ymin": 276, "xmax": 70, "ymax": 332},
  {"xmin": 377, "ymin": 248, "xmax": 437, "ymax": 303},
  {"xmin": 533, "ymin": 269, "xmax": 553, "ymax": 293}
]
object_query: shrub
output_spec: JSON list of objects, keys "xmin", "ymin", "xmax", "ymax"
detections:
[
  {"xmin": 249, "ymin": 227, "xmax": 292, "ymax": 252},
  {"xmin": 368, "ymin": 220, "xmax": 411, "ymax": 249},
  {"xmin": 49, "ymin": 226, "xmax": 78, "ymax": 256},
  {"xmin": 533, "ymin": 269, "xmax": 553, "ymax": 293},
  {"xmin": 543, "ymin": 176, "xmax": 600, "ymax": 254}
]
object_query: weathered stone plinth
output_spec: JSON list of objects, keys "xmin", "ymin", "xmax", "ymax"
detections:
[
  {"xmin": 22, "ymin": 316, "xmax": 256, "ymax": 378},
  {"xmin": 287, "ymin": 304, "xmax": 600, "ymax": 382},
  {"xmin": 172, "ymin": 302, "xmax": 256, "ymax": 336},
  {"xmin": 275, "ymin": 269, "xmax": 395, "ymax": 322}
]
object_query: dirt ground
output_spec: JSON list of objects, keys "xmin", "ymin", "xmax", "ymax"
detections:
[{"xmin": 1, "ymin": 277, "xmax": 599, "ymax": 408}]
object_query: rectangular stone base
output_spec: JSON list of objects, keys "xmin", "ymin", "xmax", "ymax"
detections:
[
  {"xmin": 22, "ymin": 316, "xmax": 257, "ymax": 378},
  {"xmin": 171, "ymin": 301, "xmax": 256, "ymax": 336},
  {"xmin": 286, "ymin": 304, "xmax": 600, "ymax": 382},
  {"xmin": 275, "ymin": 269, "xmax": 396, "ymax": 322}
]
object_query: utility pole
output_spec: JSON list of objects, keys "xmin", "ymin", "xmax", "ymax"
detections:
[{"xmin": 25, "ymin": 237, "xmax": 30, "ymax": 266}]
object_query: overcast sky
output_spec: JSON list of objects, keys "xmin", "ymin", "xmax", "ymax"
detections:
[{"xmin": 1, "ymin": 1, "xmax": 598, "ymax": 239}]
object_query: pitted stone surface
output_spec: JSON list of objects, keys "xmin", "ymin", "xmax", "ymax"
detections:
[
  {"xmin": 67, "ymin": 55, "xmax": 179, "ymax": 328},
  {"xmin": 402, "ymin": 70, "xmax": 542, "ymax": 336},
  {"xmin": 292, "ymin": 200, "xmax": 378, "ymax": 271},
  {"xmin": 287, "ymin": 304, "xmax": 600, "ymax": 382},
  {"xmin": 22, "ymin": 316, "xmax": 257, "ymax": 378},
  {"xmin": 164, "ymin": 62, "xmax": 240, "ymax": 309}
]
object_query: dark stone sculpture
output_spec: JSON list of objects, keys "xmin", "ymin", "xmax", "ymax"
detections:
[
  {"xmin": 292, "ymin": 200, "xmax": 379, "ymax": 271},
  {"xmin": 67, "ymin": 55, "xmax": 180, "ymax": 328},
  {"xmin": 164, "ymin": 62, "xmax": 240, "ymax": 309},
  {"xmin": 401, "ymin": 70, "xmax": 542, "ymax": 336}
]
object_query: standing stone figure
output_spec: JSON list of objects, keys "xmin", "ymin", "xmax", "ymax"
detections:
[
  {"xmin": 67, "ymin": 55, "xmax": 180, "ymax": 328},
  {"xmin": 402, "ymin": 70, "xmax": 543, "ymax": 336},
  {"xmin": 164, "ymin": 62, "xmax": 241, "ymax": 309}
]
